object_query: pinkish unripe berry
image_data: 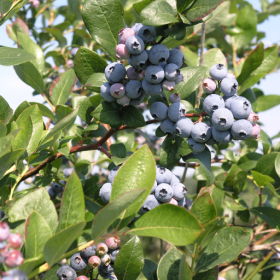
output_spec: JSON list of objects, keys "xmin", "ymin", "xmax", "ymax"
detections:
[
  {"xmin": 88, "ymin": 256, "xmax": 101, "ymax": 268},
  {"xmin": 115, "ymin": 44, "xmax": 130, "ymax": 60},
  {"xmin": 203, "ymin": 78, "xmax": 216, "ymax": 93},
  {"xmin": 174, "ymin": 74, "xmax": 184, "ymax": 84},
  {"xmin": 117, "ymin": 95, "xmax": 130, "ymax": 106},
  {"xmin": 77, "ymin": 276, "xmax": 89, "ymax": 280},
  {"xmin": 218, "ymin": 278, "xmax": 227, "ymax": 280},
  {"xmin": 5, "ymin": 250, "xmax": 24, "ymax": 267},
  {"xmin": 169, "ymin": 93, "xmax": 181, "ymax": 103},
  {"xmin": 67, "ymin": 59, "xmax": 74, "ymax": 67},
  {"xmin": 0, "ymin": 222, "xmax": 10, "ymax": 241},
  {"xmin": 168, "ymin": 198, "xmax": 178, "ymax": 205},
  {"xmin": 250, "ymin": 124, "xmax": 261, "ymax": 139},
  {"xmin": 110, "ymin": 83, "xmax": 125, "ymax": 99},
  {"xmin": 96, "ymin": 243, "xmax": 108, "ymax": 256},
  {"xmin": 118, "ymin": 28, "xmax": 135, "ymax": 44},
  {"xmin": 226, "ymin": 73, "xmax": 236, "ymax": 79},
  {"xmin": 105, "ymin": 236, "xmax": 121, "ymax": 250},
  {"xmin": 101, "ymin": 254, "xmax": 111, "ymax": 266},
  {"xmin": 246, "ymin": 111, "xmax": 259, "ymax": 124},
  {"xmin": 163, "ymin": 80, "xmax": 175, "ymax": 91},
  {"xmin": 8, "ymin": 234, "xmax": 22, "ymax": 249},
  {"xmin": 139, "ymin": 70, "xmax": 145, "ymax": 79},
  {"xmin": 127, "ymin": 67, "xmax": 140, "ymax": 80}
]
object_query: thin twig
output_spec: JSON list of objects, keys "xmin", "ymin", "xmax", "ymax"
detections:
[
  {"xmin": 181, "ymin": 162, "xmax": 189, "ymax": 183},
  {"xmin": 156, "ymin": 35, "xmax": 168, "ymax": 44},
  {"xmin": 98, "ymin": 146, "xmax": 112, "ymax": 159}
]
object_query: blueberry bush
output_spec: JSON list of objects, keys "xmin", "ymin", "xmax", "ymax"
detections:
[{"xmin": 1, "ymin": 0, "xmax": 280, "ymax": 279}]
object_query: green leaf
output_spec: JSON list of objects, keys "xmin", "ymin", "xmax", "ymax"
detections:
[
  {"xmin": 14, "ymin": 62, "xmax": 45, "ymax": 93},
  {"xmin": 184, "ymin": 0, "xmax": 223, "ymax": 22},
  {"xmin": 74, "ymin": 47, "xmax": 108, "ymax": 85},
  {"xmin": 114, "ymin": 236, "xmax": 144, "ymax": 280},
  {"xmin": 110, "ymin": 143, "xmax": 126, "ymax": 158},
  {"xmin": 180, "ymin": 46, "xmax": 199, "ymax": 67},
  {"xmin": 91, "ymin": 189, "xmax": 146, "ymax": 240},
  {"xmin": 190, "ymin": 192, "xmax": 217, "ymax": 225},
  {"xmin": 140, "ymin": 0, "xmax": 179, "ymax": 26},
  {"xmin": 50, "ymin": 69, "xmax": 76, "ymax": 106},
  {"xmin": 182, "ymin": 148, "xmax": 215, "ymax": 185},
  {"xmin": 254, "ymin": 152, "xmax": 278, "ymax": 176},
  {"xmin": 19, "ymin": 255, "xmax": 44, "ymax": 275},
  {"xmin": 202, "ymin": 48, "xmax": 227, "ymax": 75},
  {"xmin": 29, "ymin": 102, "xmax": 55, "ymax": 121},
  {"xmin": 0, "ymin": 96, "xmax": 13, "ymax": 124},
  {"xmin": 175, "ymin": 67, "xmax": 206, "ymax": 99},
  {"xmin": 91, "ymin": 101, "xmax": 122, "ymax": 128},
  {"xmin": 251, "ymin": 170, "xmax": 274, "ymax": 187},
  {"xmin": 82, "ymin": 0, "xmax": 125, "ymax": 59},
  {"xmin": 142, "ymin": 259, "xmax": 157, "ymax": 280},
  {"xmin": 193, "ymin": 268, "xmax": 218, "ymax": 280},
  {"xmin": 111, "ymin": 145, "xmax": 156, "ymax": 228},
  {"xmin": 255, "ymin": 95, "xmax": 280, "ymax": 112},
  {"xmin": 25, "ymin": 211, "xmax": 52, "ymax": 258},
  {"xmin": 179, "ymin": 254, "xmax": 191, "ymax": 280},
  {"xmin": 43, "ymin": 221, "xmax": 86, "ymax": 266},
  {"xmin": 72, "ymin": 95, "xmax": 95, "ymax": 124},
  {"xmin": 133, "ymin": 0, "xmax": 153, "ymax": 15},
  {"xmin": 85, "ymin": 73, "xmax": 107, "ymax": 91},
  {"xmin": 237, "ymin": 42, "xmax": 264, "ymax": 85},
  {"xmin": 0, "ymin": 135, "xmax": 13, "ymax": 157},
  {"xmin": 41, "ymin": 263, "xmax": 60, "ymax": 280},
  {"xmin": 231, "ymin": 4, "xmax": 257, "ymax": 50},
  {"xmin": 0, "ymin": 120, "xmax": 7, "ymax": 138},
  {"xmin": 129, "ymin": 204, "xmax": 203, "ymax": 246},
  {"xmin": 275, "ymin": 153, "xmax": 280, "ymax": 178},
  {"xmin": 8, "ymin": 188, "xmax": 58, "ymax": 233},
  {"xmin": 44, "ymin": 107, "xmax": 79, "ymax": 142},
  {"xmin": 160, "ymin": 135, "xmax": 191, "ymax": 169},
  {"xmin": 252, "ymin": 45, "xmax": 278, "ymax": 75},
  {"xmin": 121, "ymin": 105, "xmax": 146, "ymax": 128},
  {"xmin": 164, "ymin": 23, "xmax": 186, "ymax": 41},
  {"xmin": 238, "ymin": 152, "xmax": 262, "ymax": 170},
  {"xmin": 0, "ymin": 149, "xmax": 24, "ymax": 179},
  {"xmin": 250, "ymin": 207, "xmax": 280, "ymax": 230},
  {"xmin": 0, "ymin": 46, "xmax": 35, "ymax": 66},
  {"xmin": 44, "ymin": 28, "xmax": 67, "ymax": 48},
  {"xmin": 17, "ymin": 32, "xmax": 45, "ymax": 75},
  {"xmin": 195, "ymin": 227, "xmax": 251, "ymax": 272},
  {"xmin": 177, "ymin": 0, "xmax": 194, "ymax": 14},
  {"xmin": 224, "ymin": 164, "xmax": 247, "ymax": 194},
  {"xmin": 57, "ymin": 172, "xmax": 85, "ymax": 232},
  {"xmin": 157, "ymin": 247, "xmax": 182, "ymax": 280}
]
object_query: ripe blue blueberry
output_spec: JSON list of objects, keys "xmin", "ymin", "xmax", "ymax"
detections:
[
  {"xmin": 148, "ymin": 44, "xmax": 169, "ymax": 65},
  {"xmin": 130, "ymin": 50, "xmax": 149, "ymax": 70},
  {"xmin": 98, "ymin": 265, "xmax": 112, "ymax": 278},
  {"xmin": 129, "ymin": 92, "xmax": 146, "ymax": 105},
  {"xmin": 51, "ymin": 182, "xmax": 63, "ymax": 193},
  {"xmin": 206, "ymin": 134, "xmax": 219, "ymax": 146},
  {"xmin": 108, "ymin": 166, "xmax": 119, "ymax": 183},
  {"xmin": 150, "ymin": 102, "xmax": 168, "ymax": 121},
  {"xmin": 156, "ymin": 167, "xmax": 173, "ymax": 184},
  {"xmin": 230, "ymin": 97, "xmax": 252, "ymax": 119},
  {"xmin": 220, "ymin": 77, "xmax": 238, "ymax": 97},
  {"xmin": 187, "ymin": 138, "xmax": 205, "ymax": 153},
  {"xmin": 160, "ymin": 62, "xmax": 167, "ymax": 69},
  {"xmin": 172, "ymin": 183, "xmax": 187, "ymax": 200},
  {"xmin": 231, "ymin": 119, "xmax": 253, "ymax": 140},
  {"xmin": 209, "ymin": 64, "xmax": 228, "ymax": 81},
  {"xmin": 154, "ymin": 183, "xmax": 173, "ymax": 202},
  {"xmin": 174, "ymin": 74, "xmax": 184, "ymax": 84},
  {"xmin": 175, "ymin": 117, "xmax": 194, "ymax": 138},
  {"xmin": 63, "ymin": 168, "xmax": 74, "ymax": 177},
  {"xmin": 105, "ymin": 63, "xmax": 126, "ymax": 84},
  {"xmin": 109, "ymin": 248, "xmax": 120, "ymax": 263},
  {"xmin": 99, "ymin": 183, "xmax": 112, "ymax": 204},
  {"xmin": 191, "ymin": 122, "xmax": 212, "ymax": 143},
  {"xmin": 101, "ymin": 82, "xmax": 116, "ymax": 102},
  {"xmin": 167, "ymin": 49, "xmax": 184, "ymax": 68},
  {"xmin": 57, "ymin": 265, "xmax": 77, "ymax": 280},
  {"xmin": 71, "ymin": 47, "xmax": 79, "ymax": 58},
  {"xmin": 162, "ymin": 80, "xmax": 175, "ymax": 91},
  {"xmin": 151, "ymin": 180, "xmax": 157, "ymax": 194},
  {"xmin": 80, "ymin": 245, "xmax": 97, "ymax": 259},
  {"xmin": 137, "ymin": 25, "xmax": 156, "ymax": 43},
  {"xmin": 139, "ymin": 194, "xmax": 160, "ymax": 214},
  {"xmin": 125, "ymin": 80, "xmax": 144, "ymax": 99},
  {"xmin": 170, "ymin": 174, "xmax": 180, "ymax": 186},
  {"xmin": 131, "ymin": 23, "xmax": 143, "ymax": 34},
  {"xmin": 212, "ymin": 108, "xmax": 234, "ymax": 131},
  {"xmin": 212, "ymin": 127, "xmax": 232, "ymax": 144},
  {"xmin": 145, "ymin": 65, "xmax": 165, "ymax": 84},
  {"xmin": 168, "ymin": 102, "xmax": 186, "ymax": 122},
  {"xmin": 169, "ymin": 93, "xmax": 181, "ymax": 103},
  {"xmin": 203, "ymin": 94, "xmax": 225, "ymax": 116},
  {"xmin": 160, "ymin": 119, "xmax": 176, "ymax": 135},
  {"xmin": 223, "ymin": 94, "xmax": 237, "ymax": 109},
  {"xmin": 125, "ymin": 36, "xmax": 144, "ymax": 54},
  {"xmin": 46, "ymin": 186, "xmax": 56, "ymax": 199},
  {"xmin": 142, "ymin": 78, "xmax": 163, "ymax": 96},
  {"xmin": 2, "ymin": 269, "xmax": 27, "ymax": 280},
  {"xmin": 70, "ymin": 253, "xmax": 88, "ymax": 271},
  {"xmin": 164, "ymin": 63, "xmax": 180, "ymax": 81},
  {"xmin": 100, "ymin": 262, "xmax": 114, "ymax": 274}
]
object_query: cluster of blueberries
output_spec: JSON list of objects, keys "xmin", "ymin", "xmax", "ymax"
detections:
[
  {"xmin": 57, "ymin": 237, "xmax": 120, "ymax": 280},
  {"xmin": 46, "ymin": 181, "xmax": 65, "ymax": 199},
  {"xmin": 150, "ymin": 64, "xmax": 260, "ymax": 153},
  {"xmin": 99, "ymin": 166, "xmax": 190, "ymax": 213},
  {"xmin": 101, "ymin": 23, "xmax": 184, "ymax": 106},
  {"xmin": 0, "ymin": 222, "xmax": 27, "ymax": 280}
]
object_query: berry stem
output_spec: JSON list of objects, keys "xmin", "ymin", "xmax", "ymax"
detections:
[
  {"xmin": 98, "ymin": 146, "xmax": 112, "ymax": 159},
  {"xmin": 9, "ymin": 165, "xmax": 29, "ymax": 200},
  {"xmin": 156, "ymin": 35, "xmax": 168, "ymax": 44}
]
